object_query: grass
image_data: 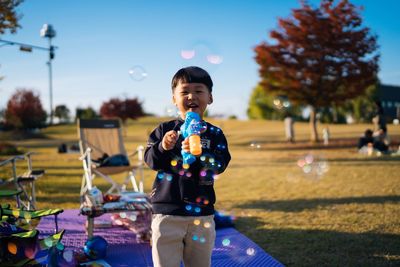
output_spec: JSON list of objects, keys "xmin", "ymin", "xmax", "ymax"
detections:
[{"xmin": 1, "ymin": 117, "xmax": 400, "ymax": 266}]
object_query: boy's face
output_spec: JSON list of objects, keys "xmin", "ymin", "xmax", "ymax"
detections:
[{"xmin": 173, "ymin": 81, "xmax": 213, "ymax": 119}]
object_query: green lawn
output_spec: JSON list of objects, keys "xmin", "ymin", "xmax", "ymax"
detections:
[{"xmin": 1, "ymin": 117, "xmax": 400, "ymax": 266}]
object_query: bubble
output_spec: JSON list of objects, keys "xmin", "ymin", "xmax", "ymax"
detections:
[
  {"xmin": 199, "ymin": 237, "xmax": 206, "ymax": 243},
  {"xmin": 185, "ymin": 205, "xmax": 192, "ymax": 211},
  {"xmin": 204, "ymin": 222, "xmax": 211, "ymax": 228},
  {"xmin": 119, "ymin": 212, "xmax": 127, "ymax": 219},
  {"xmin": 166, "ymin": 174, "xmax": 173, "ymax": 181},
  {"xmin": 194, "ymin": 207, "xmax": 201, "ymax": 213},
  {"xmin": 157, "ymin": 172, "xmax": 164, "ymax": 179},
  {"xmin": 129, "ymin": 214, "xmax": 137, "ymax": 221},
  {"xmin": 171, "ymin": 160, "xmax": 178, "ymax": 167},
  {"xmin": 128, "ymin": 65, "xmax": 147, "ymax": 81},
  {"xmin": 8, "ymin": 242, "xmax": 17, "ymax": 254},
  {"xmin": 273, "ymin": 95, "xmax": 291, "ymax": 111},
  {"xmin": 180, "ymin": 40, "xmax": 223, "ymax": 73},
  {"xmin": 165, "ymin": 105, "xmax": 179, "ymax": 117},
  {"xmin": 250, "ymin": 141, "xmax": 261, "ymax": 149},
  {"xmin": 222, "ymin": 238, "xmax": 231, "ymax": 246},
  {"xmin": 192, "ymin": 235, "xmax": 198, "ymax": 241},
  {"xmin": 297, "ymin": 153, "xmax": 329, "ymax": 180},
  {"xmin": 246, "ymin": 247, "xmax": 256, "ymax": 256},
  {"xmin": 194, "ymin": 219, "xmax": 201, "ymax": 226}
]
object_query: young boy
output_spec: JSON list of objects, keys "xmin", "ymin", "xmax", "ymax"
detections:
[{"xmin": 145, "ymin": 66, "xmax": 231, "ymax": 267}]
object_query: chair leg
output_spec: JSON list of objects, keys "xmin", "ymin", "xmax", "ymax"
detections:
[{"xmin": 87, "ymin": 217, "xmax": 94, "ymax": 238}]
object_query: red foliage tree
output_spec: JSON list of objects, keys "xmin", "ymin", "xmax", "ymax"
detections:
[
  {"xmin": 100, "ymin": 97, "xmax": 144, "ymax": 123},
  {"xmin": 5, "ymin": 89, "xmax": 47, "ymax": 129},
  {"xmin": 254, "ymin": 0, "xmax": 379, "ymax": 141}
]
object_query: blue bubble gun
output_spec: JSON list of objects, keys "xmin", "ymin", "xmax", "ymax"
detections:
[{"xmin": 180, "ymin": 111, "xmax": 203, "ymax": 165}]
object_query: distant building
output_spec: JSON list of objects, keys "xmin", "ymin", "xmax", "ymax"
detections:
[{"xmin": 378, "ymin": 84, "xmax": 400, "ymax": 121}]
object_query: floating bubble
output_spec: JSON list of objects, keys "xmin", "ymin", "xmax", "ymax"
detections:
[
  {"xmin": 129, "ymin": 214, "xmax": 137, "ymax": 221},
  {"xmin": 222, "ymin": 238, "xmax": 231, "ymax": 246},
  {"xmin": 194, "ymin": 207, "xmax": 201, "ymax": 213},
  {"xmin": 192, "ymin": 235, "xmax": 198, "ymax": 241},
  {"xmin": 199, "ymin": 237, "xmax": 206, "ymax": 243},
  {"xmin": 273, "ymin": 95, "xmax": 291, "ymax": 111},
  {"xmin": 249, "ymin": 141, "xmax": 261, "ymax": 149},
  {"xmin": 204, "ymin": 222, "xmax": 211, "ymax": 228},
  {"xmin": 171, "ymin": 160, "xmax": 178, "ymax": 167},
  {"xmin": 180, "ymin": 40, "xmax": 223, "ymax": 73},
  {"xmin": 128, "ymin": 65, "xmax": 147, "ymax": 81},
  {"xmin": 119, "ymin": 212, "xmax": 127, "ymax": 219},
  {"xmin": 194, "ymin": 219, "xmax": 201, "ymax": 226},
  {"xmin": 165, "ymin": 105, "xmax": 179, "ymax": 117},
  {"xmin": 246, "ymin": 247, "xmax": 256, "ymax": 256},
  {"xmin": 297, "ymin": 153, "xmax": 329, "ymax": 180}
]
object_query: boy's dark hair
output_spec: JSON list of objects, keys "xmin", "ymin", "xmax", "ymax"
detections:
[{"xmin": 171, "ymin": 66, "xmax": 213, "ymax": 92}]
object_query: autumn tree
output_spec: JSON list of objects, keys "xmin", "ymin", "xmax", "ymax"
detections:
[
  {"xmin": 254, "ymin": 0, "xmax": 379, "ymax": 141},
  {"xmin": 4, "ymin": 89, "xmax": 47, "ymax": 130},
  {"xmin": 1, "ymin": 0, "xmax": 23, "ymax": 80},
  {"xmin": 0, "ymin": 0, "xmax": 23, "ymax": 34},
  {"xmin": 100, "ymin": 97, "xmax": 144, "ymax": 123}
]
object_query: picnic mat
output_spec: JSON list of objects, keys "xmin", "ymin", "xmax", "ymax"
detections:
[{"xmin": 37, "ymin": 209, "xmax": 283, "ymax": 266}]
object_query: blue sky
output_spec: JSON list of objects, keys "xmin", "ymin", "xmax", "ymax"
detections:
[{"xmin": 1, "ymin": 0, "xmax": 399, "ymax": 120}]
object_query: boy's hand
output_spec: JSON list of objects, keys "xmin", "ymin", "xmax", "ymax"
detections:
[
  {"xmin": 181, "ymin": 137, "xmax": 190, "ymax": 153},
  {"xmin": 162, "ymin": 130, "xmax": 178, "ymax": 151}
]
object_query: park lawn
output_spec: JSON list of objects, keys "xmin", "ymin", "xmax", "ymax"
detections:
[{"xmin": 1, "ymin": 117, "xmax": 400, "ymax": 266}]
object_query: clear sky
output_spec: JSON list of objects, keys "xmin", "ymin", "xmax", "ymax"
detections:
[{"xmin": 0, "ymin": 0, "xmax": 399, "ymax": 120}]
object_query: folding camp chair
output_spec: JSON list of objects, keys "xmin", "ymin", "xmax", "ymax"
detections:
[
  {"xmin": 0, "ymin": 153, "xmax": 44, "ymax": 210},
  {"xmin": 77, "ymin": 119, "xmax": 152, "ymax": 239}
]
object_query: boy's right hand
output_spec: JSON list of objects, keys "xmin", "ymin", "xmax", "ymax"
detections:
[{"xmin": 162, "ymin": 130, "xmax": 178, "ymax": 151}]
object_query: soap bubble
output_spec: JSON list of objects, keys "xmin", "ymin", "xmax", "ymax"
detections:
[
  {"xmin": 180, "ymin": 40, "xmax": 223, "ymax": 73},
  {"xmin": 297, "ymin": 153, "xmax": 329, "ymax": 180},
  {"xmin": 128, "ymin": 65, "xmax": 147, "ymax": 81}
]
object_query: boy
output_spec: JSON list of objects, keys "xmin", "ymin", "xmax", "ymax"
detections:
[{"xmin": 145, "ymin": 66, "xmax": 231, "ymax": 267}]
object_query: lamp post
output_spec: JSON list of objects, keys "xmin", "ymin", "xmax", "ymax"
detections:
[
  {"xmin": 0, "ymin": 23, "xmax": 57, "ymax": 125},
  {"xmin": 40, "ymin": 24, "xmax": 56, "ymax": 125}
]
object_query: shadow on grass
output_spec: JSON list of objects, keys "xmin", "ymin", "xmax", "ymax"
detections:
[
  {"xmin": 235, "ymin": 216, "xmax": 400, "ymax": 267},
  {"xmin": 237, "ymin": 195, "xmax": 400, "ymax": 212}
]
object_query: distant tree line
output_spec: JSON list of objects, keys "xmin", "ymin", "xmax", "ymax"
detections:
[{"xmin": 0, "ymin": 89, "xmax": 145, "ymax": 131}]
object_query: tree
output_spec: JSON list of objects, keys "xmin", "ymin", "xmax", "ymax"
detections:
[
  {"xmin": 75, "ymin": 107, "xmax": 99, "ymax": 121},
  {"xmin": 4, "ymin": 89, "xmax": 47, "ymax": 130},
  {"xmin": 54, "ymin": 104, "xmax": 70, "ymax": 123},
  {"xmin": 254, "ymin": 0, "xmax": 379, "ymax": 141},
  {"xmin": 100, "ymin": 97, "xmax": 144, "ymax": 123},
  {"xmin": 0, "ymin": 0, "xmax": 23, "ymax": 34},
  {"xmin": 247, "ymin": 84, "xmax": 303, "ymax": 120}
]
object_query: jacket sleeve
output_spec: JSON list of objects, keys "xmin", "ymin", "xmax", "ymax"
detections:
[
  {"xmin": 211, "ymin": 129, "xmax": 231, "ymax": 174},
  {"xmin": 144, "ymin": 124, "xmax": 175, "ymax": 171}
]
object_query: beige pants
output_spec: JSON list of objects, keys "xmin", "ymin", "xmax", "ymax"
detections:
[{"xmin": 151, "ymin": 214, "xmax": 216, "ymax": 267}]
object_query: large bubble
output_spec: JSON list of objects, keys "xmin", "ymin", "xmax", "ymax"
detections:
[
  {"xmin": 128, "ymin": 65, "xmax": 148, "ymax": 81},
  {"xmin": 180, "ymin": 40, "xmax": 223, "ymax": 73}
]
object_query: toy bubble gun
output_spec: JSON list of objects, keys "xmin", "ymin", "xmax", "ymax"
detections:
[{"xmin": 180, "ymin": 111, "xmax": 202, "ymax": 165}]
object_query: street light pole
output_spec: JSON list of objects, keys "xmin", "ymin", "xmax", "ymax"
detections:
[
  {"xmin": 0, "ymin": 24, "xmax": 57, "ymax": 126},
  {"xmin": 40, "ymin": 24, "xmax": 56, "ymax": 125}
]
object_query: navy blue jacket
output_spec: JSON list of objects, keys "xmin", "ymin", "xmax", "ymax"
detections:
[{"xmin": 144, "ymin": 118, "xmax": 231, "ymax": 216}]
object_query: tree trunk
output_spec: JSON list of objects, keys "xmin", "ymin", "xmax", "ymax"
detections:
[{"xmin": 309, "ymin": 106, "xmax": 319, "ymax": 142}]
